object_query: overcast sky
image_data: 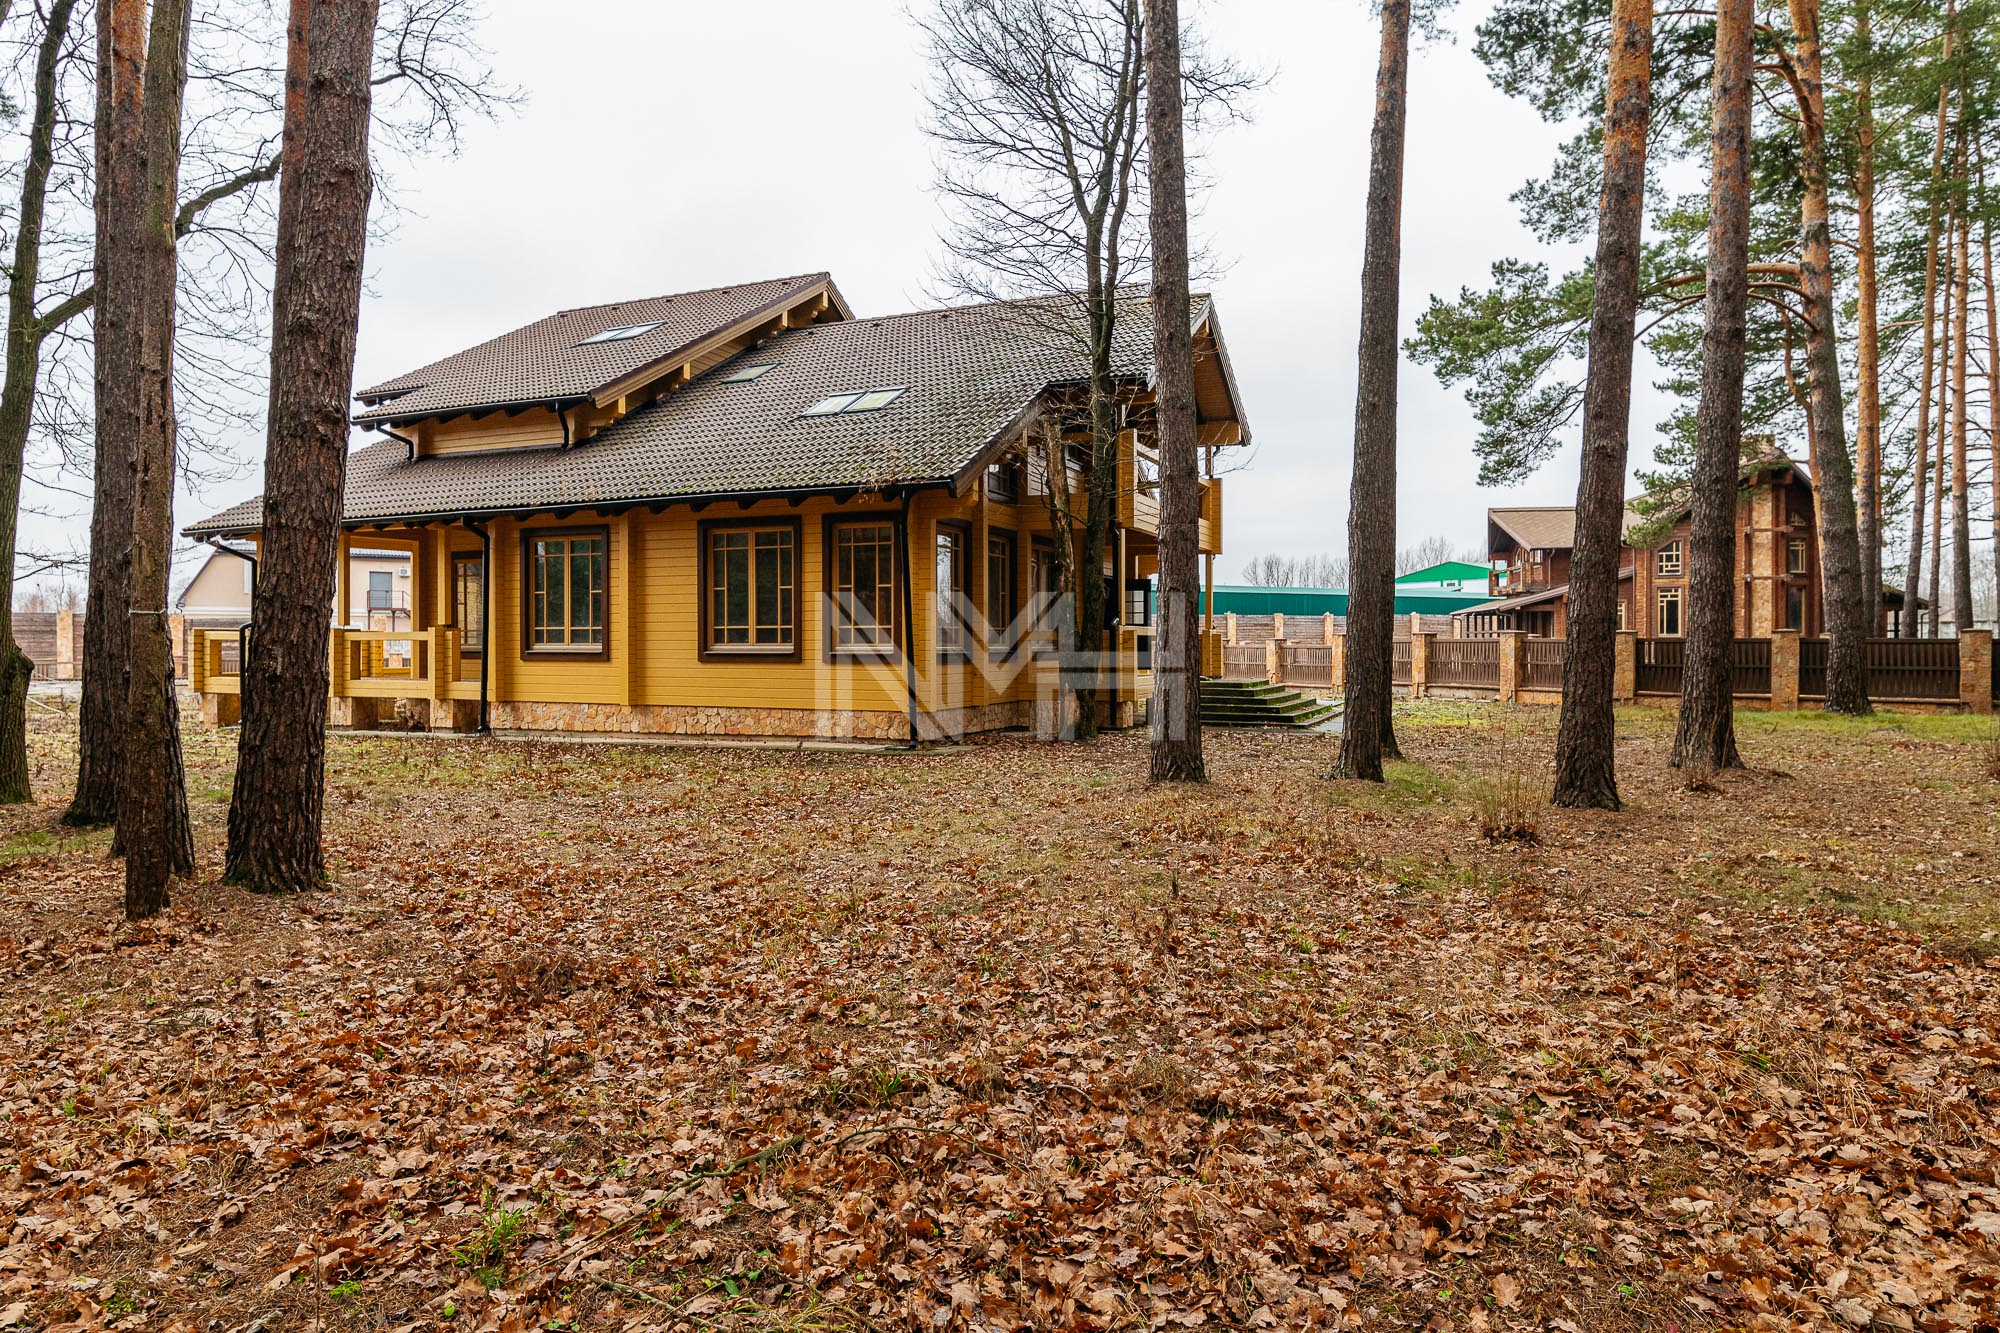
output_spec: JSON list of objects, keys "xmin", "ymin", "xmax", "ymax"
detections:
[{"xmin": 141, "ymin": 0, "xmax": 1670, "ymax": 590}]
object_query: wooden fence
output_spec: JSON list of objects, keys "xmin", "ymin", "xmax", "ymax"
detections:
[
  {"xmin": 1429, "ymin": 636, "xmax": 1499, "ymax": 688},
  {"xmin": 1523, "ymin": 638, "xmax": 1566, "ymax": 691},
  {"xmin": 1636, "ymin": 638, "xmax": 1773, "ymax": 697},
  {"xmin": 1218, "ymin": 627, "xmax": 1993, "ymax": 714},
  {"xmin": 1277, "ymin": 642, "xmax": 1335, "ymax": 687}
]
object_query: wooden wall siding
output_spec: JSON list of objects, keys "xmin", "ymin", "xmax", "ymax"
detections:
[{"xmin": 385, "ymin": 492, "xmax": 1074, "ymax": 719}]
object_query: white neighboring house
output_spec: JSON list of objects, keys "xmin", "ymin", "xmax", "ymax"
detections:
[{"xmin": 177, "ymin": 542, "xmax": 414, "ymax": 627}]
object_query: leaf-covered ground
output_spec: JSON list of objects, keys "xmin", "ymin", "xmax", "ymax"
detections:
[{"xmin": 2, "ymin": 702, "xmax": 1998, "ymax": 1332}]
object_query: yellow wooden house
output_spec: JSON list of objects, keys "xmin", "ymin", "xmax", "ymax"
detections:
[{"xmin": 184, "ymin": 272, "xmax": 1246, "ymax": 740}]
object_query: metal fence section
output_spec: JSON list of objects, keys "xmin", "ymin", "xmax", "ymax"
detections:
[
  {"xmin": 1730, "ymin": 638, "xmax": 1773, "ymax": 696},
  {"xmin": 1865, "ymin": 637, "xmax": 1959, "ymax": 699},
  {"xmin": 1524, "ymin": 637, "xmax": 1566, "ymax": 691},
  {"xmin": 1429, "ymin": 637, "xmax": 1499, "ymax": 688},
  {"xmin": 1635, "ymin": 637, "xmax": 1682, "ymax": 695},
  {"xmin": 1799, "ymin": 637, "xmax": 1828, "ymax": 699}
]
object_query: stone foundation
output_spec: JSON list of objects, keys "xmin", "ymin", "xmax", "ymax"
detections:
[{"xmin": 486, "ymin": 698, "xmax": 1034, "ymax": 742}]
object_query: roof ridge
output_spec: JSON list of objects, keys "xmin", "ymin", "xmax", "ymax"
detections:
[
  {"xmin": 831, "ymin": 283, "xmax": 1194, "ymax": 330},
  {"xmin": 550, "ymin": 271, "xmax": 830, "ymax": 319}
]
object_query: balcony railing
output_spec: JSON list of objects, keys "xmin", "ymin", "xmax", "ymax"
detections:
[{"xmin": 189, "ymin": 625, "xmax": 481, "ymax": 702}]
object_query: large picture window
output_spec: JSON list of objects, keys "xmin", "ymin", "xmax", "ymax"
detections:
[
  {"xmin": 525, "ymin": 530, "xmax": 606, "ymax": 652},
  {"xmin": 704, "ymin": 522, "xmax": 797, "ymax": 654},
  {"xmin": 829, "ymin": 519, "xmax": 899, "ymax": 654},
  {"xmin": 936, "ymin": 525, "xmax": 968, "ymax": 657},
  {"xmin": 452, "ymin": 552, "xmax": 484, "ymax": 656}
]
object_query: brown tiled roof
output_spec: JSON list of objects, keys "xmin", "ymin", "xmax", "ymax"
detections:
[
  {"xmin": 352, "ymin": 273, "xmax": 843, "ymax": 424},
  {"xmin": 1487, "ymin": 507, "xmax": 1577, "ymax": 551},
  {"xmin": 187, "ymin": 288, "xmax": 1219, "ymax": 536}
]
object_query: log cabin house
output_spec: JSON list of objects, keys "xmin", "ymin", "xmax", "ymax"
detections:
[
  {"xmin": 1459, "ymin": 446, "xmax": 1917, "ymax": 638},
  {"xmin": 183, "ymin": 273, "xmax": 1246, "ymax": 741}
]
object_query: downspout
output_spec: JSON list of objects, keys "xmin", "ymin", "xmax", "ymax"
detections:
[
  {"xmin": 465, "ymin": 518, "xmax": 492, "ymax": 735},
  {"xmin": 381, "ymin": 425, "xmax": 417, "ymax": 461},
  {"xmin": 900, "ymin": 489, "xmax": 922, "ymax": 748}
]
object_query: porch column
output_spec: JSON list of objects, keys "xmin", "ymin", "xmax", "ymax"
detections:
[
  {"xmin": 1203, "ymin": 553, "xmax": 1215, "ymax": 633},
  {"xmin": 1769, "ymin": 629, "xmax": 1801, "ymax": 712},
  {"xmin": 1959, "ymin": 628, "xmax": 1993, "ymax": 715},
  {"xmin": 334, "ymin": 529, "xmax": 352, "ymax": 629}
]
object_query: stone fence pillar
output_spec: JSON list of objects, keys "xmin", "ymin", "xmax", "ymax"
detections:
[
  {"xmin": 1498, "ymin": 630, "xmax": 1526, "ymax": 704},
  {"xmin": 1411, "ymin": 632, "xmax": 1432, "ymax": 700},
  {"xmin": 1770, "ymin": 629, "xmax": 1801, "ymax": 712},
  {"xmin": 1272, "ymin": 612, "xmax": 1286, "ymax": 641},
  {"xmin": 1225, "ymin": 611, "xmax": 1238, "ymax": 644},
  {"xmin": 1322, "ymin": 612, "xmax": 1336, "ymax": 644},
  {"xmin": 1960, "ymin": 628, "xmax": 1993, "ymax": 715},
  {"xmin": 55, "ymin": 608, "xmax": 77, "ymax": 680},
  {"xmin": 1614, "ymin": 630, "xmax": 1636, "ymax": 703},
  {"xmin": 1330, "ymin": 634, "xmax": 1345, "ymax": 692},
  {"xmin": 1265, "ymin": 638, "xmax": 1281, "ymax": 685}
]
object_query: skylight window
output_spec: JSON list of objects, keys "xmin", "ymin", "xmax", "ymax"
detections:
[
  {"xmin": 800, "ymin": 387, "xmax": 906, "ymax": 418},
  {"xmin": 801, "ymin": 392, "xmax": 863, "ymax": 416},
  {"xmin": 722, "ymin": 362, "xmax": 778, "ymax": 383},
  {"xmin": 576, "ymin": 320, "xmax": 666, "ymax": 346}
]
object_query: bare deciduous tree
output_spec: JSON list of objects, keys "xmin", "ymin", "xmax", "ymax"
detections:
[{"xmin": 917, "ymin": 0, "xmax": 1245, "ymax": 742}]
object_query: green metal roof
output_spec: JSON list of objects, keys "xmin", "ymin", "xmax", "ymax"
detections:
[
  {"xmin": 1395, "ymin": 560, "xmax": 1488, "ymax": 585},
  {"xmin": 1197, "ymin": 584, "xmax": 1493, "ymax": 617}
]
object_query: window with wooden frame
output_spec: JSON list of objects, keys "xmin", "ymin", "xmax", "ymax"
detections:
[
  {"xmin": 1785, "ymin": 583, "xmax": 1805, "ymax": 632},
  {"xmin": 987, "ymin": 531, "xmax": 1017, "ymax": 650},
  {"xmin": 701, "ymin": 519, "xmax": 798, "ymax": 657},
  {"xmin": 827, "ymin": 518, "xmax": 899, "ymax": 655},
  {"xmin": 1657, "ymin": 586, "xmax": 1683, "ymax": 636},
  {"xmin": 986, "ymin": 460, "xmax": 1022, "ymax": 504},
  {"xmin": 1616, "ymin": 597, "xmax": 1628, "ymax": 632},
  {"xmin": 936, "ymin": 523, "xmax": 969, "ymax": 659},
  {"xmin": 523, "ymin": 529, "xmax": 606, "ymax": 654},
  {"xmin": 1029, "ymin": 538, "xmax": 1059, "ymax": 653},
  {"xmin": 1786, "ymin": 537, "xmax": 1808, "ymax": 575},
  {"xmin": 1656, "ymin": 540, "xmax": 1684, "ymax": 577},
  {"xmin": 451, "ymin": 552, "xmax": 484, "ymax": 656}
]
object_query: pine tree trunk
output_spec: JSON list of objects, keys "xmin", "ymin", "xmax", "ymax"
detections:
[
  {"xmin": 1930, "ymin": 267, "xmax": 1949, "ymax": 638},
  {"xmin": 0, "ymin": 0, "xmax": 81, "ymax": 805},
  {"xmin": 1672, "ymin": 0, "xmax": 1749, "ymax": 770},
  {"xmin": 121, "ymin": 0, "xmax": 194, "ymax": 920},
  {"xmin": 1950, "ymin": 195, "xmax": 1974, "ymax": 635},
  {"xmin": 1787, "ymin": 0, "xmax": 1870, "ymax": 714},
  {"xmin": 65, "ymin": 0, "xmax": 147, "ymax": 827},
  {"xmin": 1551, "ymin": 0, "xmax": 1652, "ymax": 809},
  {"xmin": 1901, "ymin": 6, "xmax": 1953, "ymax": 638},
  {"xmin": 1982, "ymin": 178, "xmax": 1999, "ymax": 630},
  {"xmin": 1852, "ymin": 0, "xmax": 1882, "ymax": 635},
  {"xmin": 1144, "ymin": 0, "xmax": 1203, "ymax": 783},
  {"xmin": 226, "ymin": 0, "xmax": 379, "ymax": 893},
  {"xmin": 1331, "ymin": 0, "xmax": 1410, "ymax": 784}
]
